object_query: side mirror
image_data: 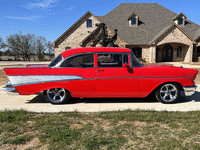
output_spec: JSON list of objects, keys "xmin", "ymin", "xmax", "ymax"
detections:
[{"xmin": 122, "ymin": 63, "xmax": 130, "ymax": 69}]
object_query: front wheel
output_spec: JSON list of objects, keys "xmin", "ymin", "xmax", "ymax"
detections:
[
  {"xmin": 155, "ymin": 83, "xmax": 180, "ymax": 104},
  {"xmin": 44, "ymin": 88, "xmax": 70, "ymax": 104}
]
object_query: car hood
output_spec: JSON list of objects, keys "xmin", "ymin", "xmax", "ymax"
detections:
[
  {"xmin": 145, "ymin": 65, "xmax": 181, "ymax": 68},
  {"xmin": 142, "ymin": 65, "xmax": 198, "ymax": 79}
]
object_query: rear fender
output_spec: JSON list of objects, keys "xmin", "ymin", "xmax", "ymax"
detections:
[{"xmin": 15, "ymin": 82, "xmax": 71, "ymax": 95}]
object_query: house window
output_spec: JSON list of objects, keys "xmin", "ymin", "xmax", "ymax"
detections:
[
  {"xmin": 65, "ymin": 47, "xmax": 71, "ymax": 50},
  {"xmin": 178, "ymin": 18, "xmax": 183, "ymax": 25},
  {"xmin": 131, "ymin": 18, "xmax": 136, "ymax": 25},
  {"xmin": 177, "ymin": 46, "xmax": 182, "ymax": 57},
  {"xmin": 131, "ymin": 47, "xmax": 142, "ymax": 58},
  {"xmin": 87, "ymin": 19, "xmax": 92, "ymax": 27}
]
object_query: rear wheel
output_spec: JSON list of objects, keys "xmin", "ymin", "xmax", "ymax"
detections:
[
  {"xmin": 155, "ymin": 83, "xmax": 180, "ymax": 104},
  {"xmin": 44, "ymin": 88, "xmax": 70, "ymax": 104}
]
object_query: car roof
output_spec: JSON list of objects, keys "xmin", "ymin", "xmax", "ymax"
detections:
[{"xmin": 61, "ymin": 47, "xmax": 132, "ymax": 58}]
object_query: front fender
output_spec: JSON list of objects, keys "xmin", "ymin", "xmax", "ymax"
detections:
[{"xmin": 140, "ymin": 77, "xmax": 193, "ymax": 98}]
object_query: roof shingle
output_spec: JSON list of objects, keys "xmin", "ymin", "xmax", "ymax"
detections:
[{"xmin": 96, "ymin": 3, "xmax": 200, "ymax": 45}]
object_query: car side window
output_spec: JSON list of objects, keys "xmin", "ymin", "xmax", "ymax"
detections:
[
  {"xmin": 60, "ymin": 54, "xmax": 94, "ymax": 68},
  {"xmin": 98, "ymin": 54, "xmax": 122, "ymax": 67},
  {"xmin": 123, "ymin": 54, "xmax": 129, "ymax": 64},
  {"xmin": 131, "ymin": 54, "xmax": 143, "ymax": 67}
]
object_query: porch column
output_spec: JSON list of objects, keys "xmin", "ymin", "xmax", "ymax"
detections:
[
  {"xmin": 193, "ymin": 45, "xmax": 197, "ymax": 61},
  {"xmin": 149, "ymin": 46, "xmax": 156, "ymax": 63},
  {"xmin": 184, "ymin": 44, "xmax": 193, "ymax": 63}
]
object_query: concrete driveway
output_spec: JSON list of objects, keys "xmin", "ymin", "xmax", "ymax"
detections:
[{"xmin": 1, "ymin": 85, "xmax": 200, "ymax": 112}]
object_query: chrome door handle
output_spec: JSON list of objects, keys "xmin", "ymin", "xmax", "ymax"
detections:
[{"xmin": 97, "ymin": 69, "xmax": 104, "ymax": 72}]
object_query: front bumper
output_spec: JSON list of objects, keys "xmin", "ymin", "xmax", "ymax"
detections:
[
  {"xmin": 183, "ymin": 85, "xmax": 197, "ymax": 96},
  {"xmin": 2, "ymin": 81, "xmax": 19, "ymax": 95}
]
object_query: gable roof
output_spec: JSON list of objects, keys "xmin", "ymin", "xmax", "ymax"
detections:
[
  {"xmin": 128, "ymin": 13, "xmax": 139, "ymax": 20},
  {"xmin": 96, "ymin": 3, "xmax": 200, "ymax": 45},
  {"xmin": 149, "ymin": 23, "xmax": 197, "ymax": 44},
  {"xmin": 173, "ymin": 12, "xmax": 187, "ymax": 20},
  {"xmin": 52, "ymin": 11, "xmax": 102, "ymax": 47}
]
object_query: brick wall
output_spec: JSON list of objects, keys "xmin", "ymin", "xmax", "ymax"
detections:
[
  {"xmin": 54, "ymin": 15, "xmax": 101, "ymax": 57},
  {"xmin": 156, "ymin": 27, "xmax": 193, "ymax": 46}
]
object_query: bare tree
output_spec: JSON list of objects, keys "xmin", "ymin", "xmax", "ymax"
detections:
[
  {"xmin": 6, "ymin": 34, "xmax": 21, "ymax": 60},
  {"xmin": 46, "ymin": 41, "xmax": 54, "ymax": 60},
  {"xmin": 5, "ymin": 32, "xmax": 50, "ymax": 61},
  {"xmin": 0, "ymin": 37, "xmax": 5, "ymax": 49},
  {"xmin": 6, "ymin": 32, "xmax": 35, "ymax": 61},
  {"xmin": 34, "ymin": 36, "xmax": 47, "ymax": 60}
]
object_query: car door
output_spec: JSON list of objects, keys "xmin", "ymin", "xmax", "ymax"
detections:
[
  {"xmin": 95, "ymin": 53, "xmax": 141, "ymax": 97},
  {"xmin": 59, "ymin": 53, "xmax": 96, "ymax": 97}
]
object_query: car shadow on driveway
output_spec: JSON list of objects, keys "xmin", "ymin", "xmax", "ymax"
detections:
[
  {"xmin": 26, "ymin": 94, "xmax": 48, "ymax": 103},
  {"xmin": 26, "ymin": 94, "xmax": 158, "ymax": 104},
  {"xmin": 177, "ymin": 91, "xmax": 200, "ymax": 103},
  {"xmin": 26, "ymin": 91, "xmax": 200, "ymax": 104}
]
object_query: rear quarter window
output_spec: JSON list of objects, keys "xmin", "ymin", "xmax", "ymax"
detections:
[{"xmin": 60, "ymin": 54, "xmax": 94, "ymax": 68}]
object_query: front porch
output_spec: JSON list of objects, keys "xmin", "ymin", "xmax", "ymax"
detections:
[
  {"xmin": 127, "ymin": 42, "xmax": 195, "ymax": 63},
  {"xmin": 156, "ymin": 43, "xmax": 193, "ymax": 63}
]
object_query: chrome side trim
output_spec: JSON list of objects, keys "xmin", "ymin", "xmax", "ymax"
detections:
[
  {"xmin": 7, "ymin": 75, "xmax": 83, "ymax": 87},
  {"xmin": 7, "ymin": 75, "xmax": 195, "ymax": 87},
  {"xmin": 183, "ymin": 86, "xmax": 197, "ymax": 96}
]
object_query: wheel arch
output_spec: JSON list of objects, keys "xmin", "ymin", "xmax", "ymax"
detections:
[{"xmin": 150, "ymin": 81, "xmax": 183, "ymax": 96}]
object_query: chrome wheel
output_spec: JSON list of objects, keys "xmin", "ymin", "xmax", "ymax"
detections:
[
  {"xmin": 160, "ymin": 84, "xmax": 177, "ymax": 102},
  {"xmin": 156, "ymin": 83, "xmax": 180, "ymax": 103},
  {"xmin": 45, "ymin": 88, "xmax": 69, "ymax": 104}
]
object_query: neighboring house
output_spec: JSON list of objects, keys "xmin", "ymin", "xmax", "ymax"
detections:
[{"xmin": 52, "ymin": 3, "xmax": 200, "ymax": 63}]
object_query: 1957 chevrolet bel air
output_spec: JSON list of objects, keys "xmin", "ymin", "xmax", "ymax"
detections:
[{"xmin": 3, "ymin": 47, "xmax": 198, "ymax": 104}]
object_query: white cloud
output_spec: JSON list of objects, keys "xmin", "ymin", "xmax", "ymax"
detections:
[
  {"xmin": 5, "ymin": 15, "xmax": 43, "ymax": 21},
  {"xmin": 67, "ymin": 7, "xmax": 74, "ymax": 10},
  {"xmin": 25, "ymin": 0, "xmax": 58, "ymax": 10}
]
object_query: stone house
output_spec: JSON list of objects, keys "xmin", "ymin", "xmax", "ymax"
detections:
[{"xmin": 52, "ymin": 3, "xmax": 200, "ymax": 63}]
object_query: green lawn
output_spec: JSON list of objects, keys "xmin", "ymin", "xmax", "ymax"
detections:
[{"xmin": 0, "ymin": 109, "xmax": 200, "ymax": 149}]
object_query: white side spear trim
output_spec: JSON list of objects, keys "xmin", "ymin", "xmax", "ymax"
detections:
[{"xmin": 8, "ymin": 75, "xmax": 83, "ymax": 87}]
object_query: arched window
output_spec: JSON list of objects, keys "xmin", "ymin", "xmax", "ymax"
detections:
[{"xmin": 131, "ymin": 47, "xmax": 142, "ymax": 58}]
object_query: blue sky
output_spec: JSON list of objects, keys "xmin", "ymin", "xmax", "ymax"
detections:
[{"xmin": 1, "ymin": 0, "xmax": 200, "ymax": 43}]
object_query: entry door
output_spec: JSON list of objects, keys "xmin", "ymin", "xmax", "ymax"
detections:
[
  {"xmin": 162, "ymin": 45, "xmax": 173, "ymax": 62},
  {"xmin": 95, "ymin": 53, "xmax": 141, "ymax": 97}
]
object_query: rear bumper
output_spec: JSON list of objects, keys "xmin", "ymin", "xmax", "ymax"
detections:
[
  {"xmin": 2, "ymin": 81, "xmax": 19, "ymax": 95},
  {"xmin": 183, "ymin": 85, "xmax": 197, "ymax": 96}
]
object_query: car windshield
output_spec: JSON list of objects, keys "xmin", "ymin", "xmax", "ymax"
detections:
[
  {"xmin": 132, "ymin": 53, "xmax": 144, "ymax": 67},
  {"xmin": 48, "ymin": 54, "xmax": 63, "ymax": 67}
]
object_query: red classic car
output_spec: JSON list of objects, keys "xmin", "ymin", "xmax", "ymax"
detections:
[{"xmin": 3, "ymin": 47, "xmax": 198, "ymax": 104}]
